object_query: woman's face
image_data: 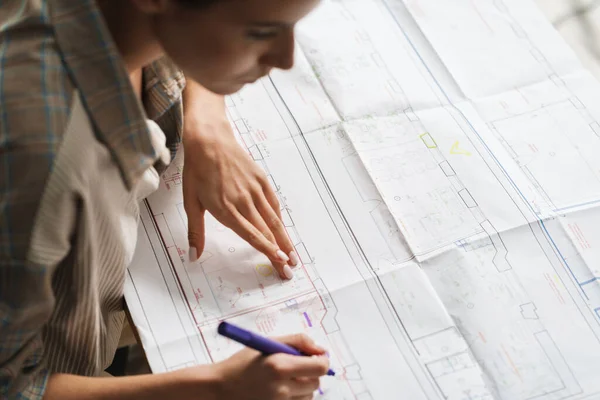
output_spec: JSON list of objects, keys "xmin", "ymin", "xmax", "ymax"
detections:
[{"xmin": 145, "ymin": 0, "xmax": 320, "ymax": 95}]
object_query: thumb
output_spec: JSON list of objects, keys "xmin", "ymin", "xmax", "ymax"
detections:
[
  {"xmin": 183, "ymin": 186, "xmax": 206, "ymax": 262},
  {"xmin": 187, "ymin": 204, "xmax": 206, "ymax": 262}
]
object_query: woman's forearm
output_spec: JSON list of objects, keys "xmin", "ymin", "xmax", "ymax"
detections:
[{"xmin": 44, "ymin": 366, "xmax": 221, "ymax": 400}]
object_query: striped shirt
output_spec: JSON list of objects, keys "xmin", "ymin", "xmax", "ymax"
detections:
[{"xmin": 0, "ymin": 0, "xmax": 185, "ymax": 398}]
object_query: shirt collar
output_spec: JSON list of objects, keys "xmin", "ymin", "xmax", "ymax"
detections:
[
  {"xmin": 143, "ymin": 56, "xmax": 186, "ymax": 122},
  {"xmin": 51, "ymin": 0, "xmax": 157, "ymax": 190}
]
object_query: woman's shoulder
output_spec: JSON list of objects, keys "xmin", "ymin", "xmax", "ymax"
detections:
[{"xmin": 0, "ymin": 2, "xmax": 75, "ymax": 149}]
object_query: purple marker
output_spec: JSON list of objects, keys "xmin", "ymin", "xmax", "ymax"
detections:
[{"xmin": 217, "ymin": 321, "xmax": 335, "ymax": 376}]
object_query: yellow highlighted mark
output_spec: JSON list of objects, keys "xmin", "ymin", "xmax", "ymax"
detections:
[
  {"xmin": 256, "ymin": 264, "xmax": 274, "ymax": 277},
  {"xmin": 450, "ymin": 141, "xmax": 471, "ymax": 156},
  {"xmin": 419, "ymin": 132, "xmax": 438, "ymax": 149}
]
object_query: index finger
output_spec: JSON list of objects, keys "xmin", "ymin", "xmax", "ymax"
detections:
[
  {"xmin": 269, "ymin": 354, "xmax": 330, "ymax": 378},
  {"xmin": 225, "ymin": 206, "xmax": 290, "ymax": 266},
  {"xmin": 255, "ymin": 195, "xmax": 298, "ymax": 266},
  {"xmin": 260, "ymin": 175, "xmax": 283, "ymax": 221}
]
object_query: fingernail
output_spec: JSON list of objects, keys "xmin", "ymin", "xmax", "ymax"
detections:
[
  {"xmin": 283, "ymin": 265, "xmax": 294, "ymax": 280},
  {"xmin": 189, "ymin": 247, "xmax": 198, "ymax": 262},
  {"xmin": 277, "ymin": 250, "xmax": 289, "ymax": 262},
  {"xmin": 289, "ymin": 250, "xmax": 299, "ymax": 267}
]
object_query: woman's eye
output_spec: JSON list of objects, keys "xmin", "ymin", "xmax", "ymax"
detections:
[{"xmin": 246, "ymin": 29, "xmax": 279, "ymax": 40}]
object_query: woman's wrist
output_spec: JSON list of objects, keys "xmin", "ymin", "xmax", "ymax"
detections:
[
  {"xmin": 43, "ymin": 365, "xmax": 225, "ymax": 400},
  {"xmin": 173, "ymin": 363, "xmax": 224, "ymax": 400},
  {"xmin": 182, "ymin": 115, "xmax": 230, "ymax": 149}
]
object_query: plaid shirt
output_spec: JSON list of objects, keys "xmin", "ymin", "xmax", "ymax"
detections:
[{"xmin": 0, "ymin": 0, "xmax": 185, "ymax": 398}]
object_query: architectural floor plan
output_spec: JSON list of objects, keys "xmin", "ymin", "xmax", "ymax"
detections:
[{"xmin": 124, "ymin": 0, "xmax": 600, "ymax": 398}]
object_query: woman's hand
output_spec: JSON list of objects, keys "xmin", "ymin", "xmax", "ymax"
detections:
[
  {"xmin": 182, "ymin": 81, "xmax": 299, "ymax": 279},
  {"xmin": 211, "ymin": 333, "xmax": 330, "ymax": 400}
]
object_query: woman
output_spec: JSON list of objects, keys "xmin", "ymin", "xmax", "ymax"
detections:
[{"xmin": 0, "ymin": 0, "xmax": 329, "ymax": 399}]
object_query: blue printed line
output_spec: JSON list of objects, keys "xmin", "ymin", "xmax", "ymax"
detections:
[
  {"xmin": 580, "ymin": 277, "xmax": 600, "ymax": 286},
  {"xmin": 538, "ymin": 221, "xmax": 588, "ymax": 298},
  {"xmin": 554, "ymin": 199, "xmax": 600, "ymax": 213}
]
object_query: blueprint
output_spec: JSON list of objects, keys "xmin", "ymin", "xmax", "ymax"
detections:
[{"xmin": 124, "ymin": 0, "xmax": 600, "ymax": 399}]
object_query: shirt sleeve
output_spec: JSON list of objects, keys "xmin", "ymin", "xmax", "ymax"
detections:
[{"xmin": 0, "ymin": 4, "xmax": 71, "ymax": 398}]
